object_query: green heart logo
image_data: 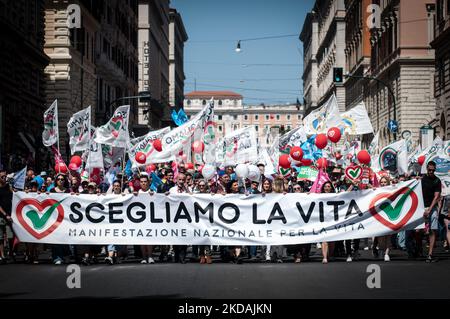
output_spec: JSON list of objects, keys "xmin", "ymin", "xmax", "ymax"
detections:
[
  {"xmin": 279, "ymin": 167, "xmax": 291, "ymax": 177},
  {"xmin": 345, "ymin": 165, "xmax": 362, "ymax": 181},
  {"xmin": 378, "ymin": 184, "xmax": 417, "ymax": 221},
  {"xmin": 369, "ymin": 183, "xmax": 419, "ymax": 231},
  {"xmin": 16, "ymin": 198, "xmax": 65, "ymax": 240}
]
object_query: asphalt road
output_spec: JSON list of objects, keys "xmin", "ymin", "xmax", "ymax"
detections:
[{"xmin": 1, "ymin": 248, "xmax": 449, "ymax": 299}]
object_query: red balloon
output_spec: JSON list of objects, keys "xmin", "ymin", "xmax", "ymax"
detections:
[
  {"xmin": 146, "ymin": 164, "xmax": 157, "ymax": 173},
  {"xmin": 327, "ymin": 127, "xmax": 341, "ymax": 143},
  {"xmin": 279, "ymin": 154, "xmax": 291, "ymax": 169},
  {"xmin": 68, "ymin": 163, "xmax": 79, "ymax": 171},
  {"xmin": 135, "ymin": 152, "xmax": 147, "ymax": 164},
  {"xmin": 289, "ymin": 146, "xmax": 304, "ymax": 162},
  {"xmin": 334, "ymin": 152, "xmax": 343, "ymax": 160},
  {"xmin": 192, "ymin": 140, "xmax": 204, "ymax": 153},
  {"xmin": 301, "ymin": 158, "xmax": 312, "ymax": 166},
  {"xmin": 418, "ymin": 155, "xmax": 426, "ymax": 166},
  {"xmin": 186, "ymin": 163, "xmax": 194, "ymax": 170},
  {"xmin": 55, "ymin": 162, "xmax": 68, "ymax": 174},
  {"xmin": 316, "ymin": 158, "xmax": 327, "ymax": 169},
  {"xmin": 153, "ymin": 139, "xmax": 162, "ymax": 152},
  {"xmin": 357, "ymin": 150, "xmax": 371, "ymax": 165},
  {"xmin": 70, "ymin": 155, "xmax": 82, "ymax": 167},
  {"xmin": 315, "ymin": 134, "xmax": 328, "ymax": 149}
]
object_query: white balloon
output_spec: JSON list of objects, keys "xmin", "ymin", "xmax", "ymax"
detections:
[
  {"xmin": 202, "ymin": 164, "xmax": 216, "ymax": 180},
  {"xmin": 235, "ymin": 164, "xmax": 249, "ymax": 179},
  {"xmin": 247, "ymin": 164, "xmax": 261, "ymax": 182}
]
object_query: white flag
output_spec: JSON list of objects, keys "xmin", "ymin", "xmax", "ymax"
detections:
[
  {"xmin": 378, "ymin": 139, "xmax": 408, "ymax": 175},
  {"xmin": 159, "ymin": 100, "xmax": 214, "ymax": 160},
  {"xmin": 339, "ymin": 102, "xmax": 374, "ymax": 135},
  {"xmin": 85, "ymin": 127, "xmax": 104, "ymax": 169},
  {"xmin": 278, "ymin": 125, "xmax": 307, "ymax": 152},
  {"xmin": 12, "ymin": 166, "xmax": 27, "ymax": 190},
  {"xmin": 303, "ymin": 94, "xmax": 342, "ymax": 135},
  {"xmin": 128, "ymin": 127, "xmax": 171, "ymax": 167},
  {"xmin": 67, "ymin": 106, "xmax": 91, "ymax": 154},
  {"xmin": 368, "ymin": 131, "xmax": 380, "ymax": 156},
  {"xmin": 42, "ymin": 100, "xmax": 59, "ymax": 147},
  {"xmin": 94, "ymin": 105, "xmax": 130, "ymax": 148},
  {"xmin": 218, "ymin": 126, "xmax": 259, "ymax": 165}
]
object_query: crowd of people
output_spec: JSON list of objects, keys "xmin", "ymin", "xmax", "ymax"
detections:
[{"xmin": 0, "ymin": 160, "xmax": 449, "ymax": 266}]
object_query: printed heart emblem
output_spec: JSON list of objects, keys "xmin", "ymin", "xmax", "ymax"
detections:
[
  {"xmin": 15, "ymin": 199, "xmax": 64, "ymax": 240},
  {"xmin": 345, "ymin": 165, "xmax": 362, "ymax": 181},
  {"xmin": 369, "ymin": 185, "xmax": 419, "ymax": 231}
]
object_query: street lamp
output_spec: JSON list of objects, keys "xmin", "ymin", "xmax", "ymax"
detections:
[
  {"xmin": 234, "ymin": 34, "xmax": 298, "ymax": 53},
  {"xmin": 235, "ymin": 40, "xmax": 241, "ymax": 53}
]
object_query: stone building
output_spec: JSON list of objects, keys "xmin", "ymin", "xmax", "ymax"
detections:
[
  {"xmin": 169, "ymin": 8, "xmax": 188, "ymax": 111},
  {"xmin": 300, "ymin": 12, "xmax": 319, "ymax": 115},
  {"xmin": 344, "ymin": 0, "xmax": 372, "ymax": 109},
  {"xmin": 0, "ymin": 0, "xmax": 49, "ymax": 169},
  {"xmin": 300, "ymin": 0, "xmax": 345, "ymax": 114},
  {"xmin": 44, "ymin": 0, "xmax": 139, "ymax": 156},
  {"xmin": 138, "ymin": 0, "xmax": 171, "ymax": 131},
  {"xmin": 431, "ymin": 0, "xmax": 450, "ymax": 140},
  {"xmin": 183, "ymin": 91, "xmax": 304, "ymax": 148},
  {"xmin": 364, "ymin": 0, "xmax": 436, "ymax": 148}
]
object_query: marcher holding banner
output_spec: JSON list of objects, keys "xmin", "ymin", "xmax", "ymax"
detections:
[{"xmin": 320, "ymin": 181, "xmax": 336, "ymax": 264}]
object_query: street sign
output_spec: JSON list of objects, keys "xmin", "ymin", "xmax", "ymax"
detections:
[{"xmin": 387, "ymin": 120, "xmax": 398, "ymax": 133}]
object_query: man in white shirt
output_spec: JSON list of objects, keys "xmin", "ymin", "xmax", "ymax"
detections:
[
  {"xmin": 168, "ymin": 173, "xmax": 189, "ymax": 263},
  {"xmin": 137, "ymin": 174, "xmax": 155, "ymax": 264}
]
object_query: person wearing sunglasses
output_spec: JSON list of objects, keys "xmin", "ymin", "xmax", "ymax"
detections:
[
  {"xmin": 421, "ymin": 161, "xmax": 442, "ymax": 262},
  {"xmin": 51, "ymin": 174, "xmax": 69, "ymax": 194}
]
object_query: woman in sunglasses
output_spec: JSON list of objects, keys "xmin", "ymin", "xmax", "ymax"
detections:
[{"xmin": 50, "ymin": 174, "xmax": 69, "ymax": 194}]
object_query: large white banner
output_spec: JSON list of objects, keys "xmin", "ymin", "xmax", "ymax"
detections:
[{"xmin": 12, "ymin": 180, "xmax": 424, "ymax": 245}]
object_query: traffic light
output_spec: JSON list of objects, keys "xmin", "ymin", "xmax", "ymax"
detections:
[{"xmin": 333, "ymin": 67, "xmax": 344, "ymax": 83}]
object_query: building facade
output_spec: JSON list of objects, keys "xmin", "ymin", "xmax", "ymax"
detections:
[
  {"xmin": 169, "ymin": 8, "xmax": 188, "ymax": 110},
  {"xmin": 431, "ymin": 0, "xmax": 450, "ymax": 140},
  {"xmin": 0, "ymin": 0, "xmax": 49, "ymax": 170},
  {"xmin": 344, "ymin": 0, "xmax": 372, "ymax": 109},
  {"xmin": 138, "ymin": 0, "xmax": 171, "ymax": 131},
  {"xmin": 364, "ymin": 0, "xmax": 436, "ymax": 148},
  {"xmin": 183, "ymin": 91, "xmax": 304, "ymax": 148},
  {"xmin": 300, "ymin": 12, "xmax": 319, "ymax": 114},
  {"xmin": 44, "ymin": 0, "xmax": 139, "ymax": 156},
  {"xmin": 313, "ymin": 0, "xmax": 347, "ymax": 112}
]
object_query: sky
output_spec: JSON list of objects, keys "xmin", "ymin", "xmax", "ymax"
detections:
[{"xmin": 171, "ymin": 0, "xmax": 314, "ymax": 105}]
